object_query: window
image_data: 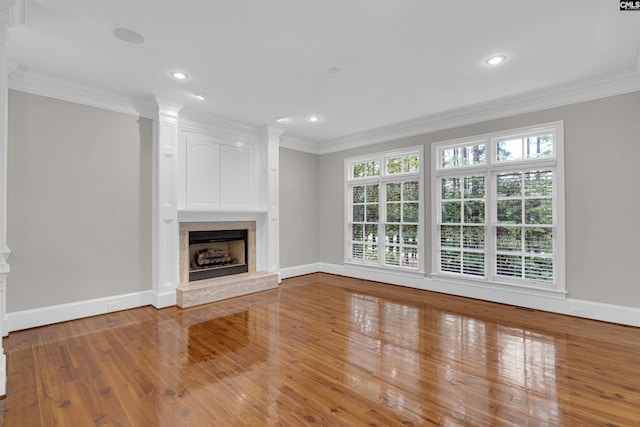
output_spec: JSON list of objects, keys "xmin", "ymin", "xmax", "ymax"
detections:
[
  {"xmin": 346, "ymin": 147, "xmax": 424, "ymax": 271},
  {"xmin": 432, "ymin": 122, "xmax": 564, "ymax": 291}
]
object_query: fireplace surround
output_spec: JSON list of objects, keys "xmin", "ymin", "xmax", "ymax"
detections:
[
  {"xmin": 177, "ymin": 221, "xmax": 278, "ymax": 308},
  {"xmin": 179, "ymin": 221, "xmax": 257, "ymax": 283}
]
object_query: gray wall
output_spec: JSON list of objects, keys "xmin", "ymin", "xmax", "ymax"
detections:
[
  {"xmin": 7, "ymin": 90, "xmax": 152, "ymax": 312},
  {"xmin": 318, "ymin": 91, "xmax": 640, "ymax": 308},
  {"xmin": 279, "ymin": 147, "xmax": 319, "ymax": 268},
  {"xmin": 7, "ymin": 89, "xmax": 639, "ymax": 312},
  {"xmin": 318, "ymin": 134, "xmax": 427, "ymax": 267}
]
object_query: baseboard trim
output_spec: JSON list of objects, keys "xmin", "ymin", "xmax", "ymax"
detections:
[
  {"xmin": 315, "ymin": 262, "xmax": 640, "ymax": 327},
  {"xmin": 7, "ymin": 263, "xmax": 639, "ymax": 332},
  {"xmin": 280, "ymin": 263, "xmax": 324, "ymax": 279},
  {"xmin": 151, "ymin": 290, "xmax": 177, "ymax": 309},
  {"xmin": 6, "ymin": 291, "xmax": 154, "ymax": 333}
]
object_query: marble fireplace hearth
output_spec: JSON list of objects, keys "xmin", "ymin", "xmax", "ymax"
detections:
[{"xmin": 177, "ymin": 221, "xmax": 278, "ymax": 308}]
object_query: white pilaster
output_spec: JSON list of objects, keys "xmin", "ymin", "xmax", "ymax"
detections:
[
  {"xmin": 0, "ymin": 0, "xmax": 29, "ymax": 397},
  {"xmin": 152, "ymin": 97, "xmax": 184, "ymax": 308},
  {"xmin": 262, "ymin": 126, "xmax": 283, "ymax": 279}
]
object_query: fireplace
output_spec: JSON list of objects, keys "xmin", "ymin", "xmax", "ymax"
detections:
[
  {"xmin": 179, "ymin": 221, "xmax": 257, "ymax": 285},
  {"xmin": 189, "ymin": 229, "xmax": 249, "ymax": 281},
  {"xmin": 177, "ymin": 221, "xmax": 278, "ymax": 308}
]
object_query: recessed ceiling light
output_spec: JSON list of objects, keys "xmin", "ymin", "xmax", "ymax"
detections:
[
  {"xmin": 170, "ymin": 71, "xmax": 189, "ymax": 80},
  {"xmin": 113, "ymin": 28, "xmax": 144, "ymax": 44},
  {"xmin": 308, "ymin": 116, "xmax": 320, "ymax": 122},
  {"xmin": 193, "ymin": 94, "xmax": 206, "ymax": 101},
  {"xmin": 486, "ymin": 55, "xmax": 506, "ymax": 66}
]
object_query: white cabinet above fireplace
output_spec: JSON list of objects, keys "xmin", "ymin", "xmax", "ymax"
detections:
[{"xmin": 178, "ymin": 129, "xmax": 261, "ymax": 211}]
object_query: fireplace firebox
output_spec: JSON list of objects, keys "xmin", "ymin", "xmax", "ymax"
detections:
[{"xmin": 188, "ymin": 229, "xmax": 249, "ymax": 281}]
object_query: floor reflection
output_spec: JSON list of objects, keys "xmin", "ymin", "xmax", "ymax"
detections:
[
  {"xmin": 178, "ymin": 302, "xmax": 272, "ymax": 384},
  {"xmin": 3, "ymin": 274, "xmax": 639, "ymax": 426},
  {"xmin": 436, "ymin": 311, "xmax": 561, "ymax": 425},
  {"xmin": 346, "ymin": 291, "xmax": 565, "ymax": 425},
  {"xmin": 347, "ymin": 293, "xmax": 422, "ymax": 415},
  {"xmin": 187, "ymin": 311, "xmax": 251, "ymax": 364}
]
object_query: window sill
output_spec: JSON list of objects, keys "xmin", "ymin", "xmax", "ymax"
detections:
[
  {"xmin": 344, "ymin": 260, "xmax": 425, "ymax": 278},
  {"xmin": 430, "ymin": 272, "xmax": 567, "ymax": 299}
]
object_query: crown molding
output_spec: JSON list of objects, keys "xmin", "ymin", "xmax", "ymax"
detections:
[
  {"xmin": 279, "ymin": 133, "xmax": 319, "ymax": 154},
  {"xmin": 8, "ymin": 66, "xmax": 640, "ymax": 156},
  {"xmin": 261, "ymin": 125, "xmax": 285, "ymax": 143},
  {"xmin": 179, "ymin": 107, "xmax": 262, "ymax": 145},
  {"xmin": 7, "ymin": 67, "xmax": 268, "ymax": 145},
  {"xmin": 8, "ymin": 68, "xmax": 155, "ymax": 118},
  {"xmin": 153, "ymin": 96, "xmax": 185, "ymax": 119},
  {"xmin": 318, "ymin": 69, "xmax": 640, "ymax": 155}
]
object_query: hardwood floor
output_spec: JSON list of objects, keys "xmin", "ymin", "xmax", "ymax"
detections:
[{"xmin": 1, "ymin": 273, "xmax": 639, "ymax": 426}]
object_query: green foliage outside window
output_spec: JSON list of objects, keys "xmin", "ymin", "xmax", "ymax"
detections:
[
  {"xmin": 442, "ymin": 177, "xmax": 461, "ymax": 199},
  {"xmin": 352, "ymin": 161, "xmax": 380, "ymax": 178},
  {"xmin": 437, "ymin": 127, "xmax": 558, "ymax": 285},
  {"xmin": 386, "ymin": 155, "xmax": 419, "ymax": 174},
  {"xmin": 386, "ymin": 183, "xmax": 401, "ymax": 201},
  {"xmin": 463, "ymin": 226, "xmax": 484, "ymax": 249},
  {"xmin": 403, "ymin": 181, "xmax": 419, "ymax": 201},
  {"xmin": 441, "ymin": 145, "xmax": 486, "ymax": 168},
  {"xmin": 349, "ymin": 149, "xmax": 420, "ymax": 269}
]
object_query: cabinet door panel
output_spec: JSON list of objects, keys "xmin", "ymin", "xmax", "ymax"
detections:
[
  {"xmin": 221, "ymin": 145, "xmax": 251, "ymax": 207},
  {"xmin": 186, "ymin": 136, "xmax": 220, "ymax": 207}
]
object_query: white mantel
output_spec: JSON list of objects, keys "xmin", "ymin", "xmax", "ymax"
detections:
[{"xmin": 151, "ymin": 105, "xmax": 283, "ymax": 308}]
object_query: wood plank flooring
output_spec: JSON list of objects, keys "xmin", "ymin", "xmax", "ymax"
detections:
[{"xmin": 1, "ymin": 273, "xmax": 640, "ymax": 426}]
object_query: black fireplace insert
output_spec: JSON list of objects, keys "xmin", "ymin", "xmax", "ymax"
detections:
[{"xmin": 188, "ymin": 229, "xmax": 249, "ymax": 281}]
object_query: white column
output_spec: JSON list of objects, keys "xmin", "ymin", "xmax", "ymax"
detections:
[
  {"xmin": 262, "ymin": 126, "xmax": 283, "ymax": 279},
  {"xmin": 0, "ymin": 0, "xmax": 29, "ymax": 397},
  {"xmin": 152, "ymin": 97, "xmax": 184, "ymax": 308}
]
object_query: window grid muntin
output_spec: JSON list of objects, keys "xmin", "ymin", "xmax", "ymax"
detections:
[
  {"xmin": 439, "ymin": 142, "xmax": 487, "ymax": 169},
  {"xmin": 385, "ymin": 154, "xmax": 420, "ymax": 175},
  {"xmin": 350, "ymin": 159, "xmax": 380, "ymax": 179},
  {"xmin": 494, "ymin": 168, "xmax": 555, "ymax": 283},
  {"xmin": 437, "ymin": 174, "xmax": 486, "ymax": 276},
  {"xmin": 346, "ymin": 148, "xmax": 422, "ymax": 271},
  {"xmin": 494, "ymin": 132, "xmax": 555, "ymax": 163},
  {"xmin": 384, "ymin": 179, "xmax": 420, "ymax": 268},
  {"xmin": 349, "ymin": 183, "xmax": 380, "ymax": 263}
]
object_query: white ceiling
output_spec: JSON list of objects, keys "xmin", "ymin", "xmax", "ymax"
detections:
[{"xmin": 7, "ymin": 1, "xmax": 640, "ymax": 144}]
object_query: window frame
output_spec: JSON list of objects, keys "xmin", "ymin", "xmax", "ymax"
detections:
[
  {"xmin": 345, "ymin": 146, "xmax": 425, "ymax": 273},
  {"xmin": 431, "ymin": 122, "xmax": 565, "ymax": 293}
]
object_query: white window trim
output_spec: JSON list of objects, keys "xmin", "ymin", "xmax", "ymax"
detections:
[
  {"xmin": 344, "ymin": 146, "xmax": 425, "ymax": 273},
  {"xmin": 431, "ymin": 121, "xmax": 565, "ymax": 293}
]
